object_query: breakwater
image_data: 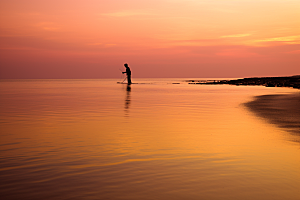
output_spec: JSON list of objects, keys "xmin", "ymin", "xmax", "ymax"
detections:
[{"xmin": 187, "ymin": 75, "xmax": 300, "ymax": 89}]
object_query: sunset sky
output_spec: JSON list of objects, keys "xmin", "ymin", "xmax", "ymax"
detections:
[{"xmin": 0, "ymin": 0, "xmax": 299, "ymax": 78}]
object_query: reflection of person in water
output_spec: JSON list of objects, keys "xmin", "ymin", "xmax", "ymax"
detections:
[
  {"xmin": 122, "ymin": 63, "xmax": 132, "ymax": 85},
  {"xmin": 124, "ymin": 85, "xmax": 131, "ymax": 115}
]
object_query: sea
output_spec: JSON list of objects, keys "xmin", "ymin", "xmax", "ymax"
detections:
[{"xmin": 0, "ymin": 79, "xmax": 299, "ymax": 200}]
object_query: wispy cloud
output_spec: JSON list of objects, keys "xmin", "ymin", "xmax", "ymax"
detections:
[
  {"xmin": 101, "ymin": 10, "xmax": 155, "ymax": 17},
  {"xmin": 216, "ymin": 48, "xmax": 259, "ymax": 57},
  {"xmin": 35, "ymin": 22, "xmax": 59, "ymax": 31},
  {"xmin": 105, "ymin": 44, "xmax": 117, "ymax": 47},
  {"xmin": 87, "ymin": 43, "xmax": 103, "ymax": 46},
  {"xmin": 221, "ymin": 34, "xmax": 251, "ymax": 38},
  {"xmin": 255, "ymin": 35, "xmax": 300, "ymax": 43},
  {"xmin": 86, "ymin": 43, "xmax": 117, "ymax": 48},
  {"xmin": 286, "ymin": 50, "xmax": 300, "ymax": 54}
]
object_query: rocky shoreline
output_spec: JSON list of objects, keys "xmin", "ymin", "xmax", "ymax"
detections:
[{"xmin": 187, "ymin": 75, "xmax": 300, "ymax": 89}]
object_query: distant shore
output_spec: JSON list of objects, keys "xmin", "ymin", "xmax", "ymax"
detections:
[{"xmin": 186, "ymin": 75, "xmax": 300, "ymax": 89}]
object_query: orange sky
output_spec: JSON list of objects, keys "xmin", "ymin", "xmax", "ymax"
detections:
[{"xmin": 0, "ymin": 0, "xmax": 299, "ymax": 78}]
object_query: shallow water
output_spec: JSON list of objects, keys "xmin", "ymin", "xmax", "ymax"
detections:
[{"xmin": 0, "ymin": 79, "xmax": 299, "ymax": 200}]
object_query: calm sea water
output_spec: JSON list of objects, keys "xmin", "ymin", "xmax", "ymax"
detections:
[{"xmin": 0, "ymin": 79, "xmax": 299, "ymax": 200}]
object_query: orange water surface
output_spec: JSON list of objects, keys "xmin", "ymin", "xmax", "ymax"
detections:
[{"xmin": 0, "ymin": 79, "xmax": 299, "ymax": 200}]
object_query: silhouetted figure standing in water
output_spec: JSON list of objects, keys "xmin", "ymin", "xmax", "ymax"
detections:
[{"xmin": 122, "ymin": 63, "xmax": 132, "ymax": 85}]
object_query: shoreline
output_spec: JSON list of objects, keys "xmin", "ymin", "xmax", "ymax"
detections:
[
  {"xmin": 186, "ymin": 75, "xmax": 300, "ymax": 89},
  {"xmin": 244, "ymin": 93, "xmax": 300, "ymax": 142}
]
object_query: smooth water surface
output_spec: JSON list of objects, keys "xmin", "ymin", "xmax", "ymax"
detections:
[{"xmin": 0, "ymin": 79, "xmax": 299, "ymax": 200}]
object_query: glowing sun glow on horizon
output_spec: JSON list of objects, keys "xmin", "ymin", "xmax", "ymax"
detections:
[{"xmin": 0, "ymin": 0, "xmax": 299, "ymax": 78}]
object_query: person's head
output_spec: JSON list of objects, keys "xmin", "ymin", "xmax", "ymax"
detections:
[{"xmin": 124, "ymin": 63, "xmax": 128, "ymax": 68}]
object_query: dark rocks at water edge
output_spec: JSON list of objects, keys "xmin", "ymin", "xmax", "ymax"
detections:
[{"xmin": 187, "ymin": 75, "xmax": 300, "ymax": 89}]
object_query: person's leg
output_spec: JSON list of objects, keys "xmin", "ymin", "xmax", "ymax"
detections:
[{"xmin": 127, "ymin": 75, "xmax": 132, "ymax": 84}]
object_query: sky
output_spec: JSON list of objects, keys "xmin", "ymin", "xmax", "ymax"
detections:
[{"xmin": 0, "ymin": 0, "xmax": 300, "ymax": 78}]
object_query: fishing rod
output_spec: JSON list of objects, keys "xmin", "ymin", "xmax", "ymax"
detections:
[{"xmin": 118, "ymin": 69, "xmax": 127, "ymax": 83}]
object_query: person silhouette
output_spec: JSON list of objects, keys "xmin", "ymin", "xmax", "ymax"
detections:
[{"xmin": 122, "ymin": 63, "xmax": 132, "ymax": 85}]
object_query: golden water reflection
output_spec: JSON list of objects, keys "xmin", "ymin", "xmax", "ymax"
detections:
[{"xmin": 0, "ymin": 79, "xmax": 299, "ymax": 200}]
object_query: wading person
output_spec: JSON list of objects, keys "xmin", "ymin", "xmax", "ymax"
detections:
[{"xmin": 122, "ymin": 63, "xmax": 132, "ymax": 85}]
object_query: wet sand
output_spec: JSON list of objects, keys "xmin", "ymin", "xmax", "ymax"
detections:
[
  {"xmin": 245, "ymin": 93, "xmax": 300, "ymax": 142},
  {"xmin": 186, "ymin": 75, "xmax": 300, "ymax": 140}
]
